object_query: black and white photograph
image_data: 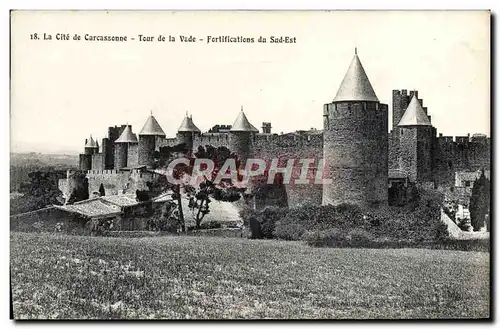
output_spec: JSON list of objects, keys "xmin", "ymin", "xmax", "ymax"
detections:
[{"xmin": 9, "ymin": 10, "xmax": 491, "ymax": 320}]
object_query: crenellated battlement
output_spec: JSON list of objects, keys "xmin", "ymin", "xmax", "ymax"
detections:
[
  {"xmin": 87, "ymin": 169, "xmax": 121, "ymax": 175},
  {"xmin": 254, "ymin": 132, "xmax": 323, "ymax": 148},
  {"xmin": 73, "ymin": 68, "xmax": 490, "ymax": 211},
  {"xmin": 390, "ymin": 87, "xmax": 490, "ymax": 188},
  {"xmin": 197, "ymin": 133, "xmax": 230, "ymax": 144},
  {"xmin": 436, "ymin": 133, "xmax": 490, "ymax": 145}
]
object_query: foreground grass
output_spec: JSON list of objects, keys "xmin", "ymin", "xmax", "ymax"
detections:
[{"xmin": 11, "ymin": 232, "xmax": 490, "ymax": 319}]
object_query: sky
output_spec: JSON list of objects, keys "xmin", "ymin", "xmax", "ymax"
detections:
[{"xmin": 10, "ymin": 10, "xmax": 490, "ymax": 154}]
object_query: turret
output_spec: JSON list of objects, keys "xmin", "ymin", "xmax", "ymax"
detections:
[
  {"xmin": 322, "ymin": 49, "xmax": 388, "ymax": 208},
  {"xmin": 84, "ymin": 135, "xmax": 99, "ymax": 155},
  {"xmin": 138, "ymin": 113, "xmax": 165, "ymax": 168},
  {"xmin": 397, "ymin": 94, "xmax": 434, "ymax": 183},
  {"xmin": 80, "ymin": 135, "xmax": 97, "ymax": 171},
  {"xmin": 177, "ymin": 113, "xmax": 201, "ymax": 154},
  {"xmin": 114, "ymin": 125, "xmax": 138, "ymax": 170},
  {"xmin": 230, "ymin": 107, "xmax": 258, "ymax": 168},
  {"xmin": 262, "ymin": 122, "xmax": 272, "ymax": 134}
]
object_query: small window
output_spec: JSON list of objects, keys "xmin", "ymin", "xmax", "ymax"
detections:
[
  {"xmin": 400, "ymin": 128, "xmax": 404, "ymax": 135},
  {"xmin": 465, "ymin": 181, "xmax": 471, "ymax": 187}
]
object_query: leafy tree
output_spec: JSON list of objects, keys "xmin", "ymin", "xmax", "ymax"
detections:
[
  {"xmin": 99, "ymin": 183, "xmax": 106, "ymax": 197},
  {"xmin": 152, "ymin": 144, "xmax": 247, "ymax": 231},
  {"xmin": 10, "ymin": 170, "xmax": 64, "ymax": 214},
  {"xmin": 11, "ymin": 160, "xmax": 76, "ymax": 193},
  {"xmin": 254, "ymin": 173, "xmax": 288, "ymax": 209},
  {"xmin": 154, "ymin": 143, "xmax": 189, "ymax": 169},
  {"xmin": 470, "ymin": 169, "xmax": 490, "ymax": 231},
  {"xmin": 152, "ymin": 144, "xmax": 193, "ymax": 231},
  {"xmin": 187, "ymin": 179, "xmax": 247, "ymax": 229}
]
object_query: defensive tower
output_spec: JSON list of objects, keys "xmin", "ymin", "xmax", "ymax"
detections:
[
  {"xmin": 114, "ymin": 125, "xmax": 138, "ymax": 170},
  {"xmin": 138, "ymin": 113, "xmax": 166, "ymax": 168},
  {"xmin": 79, "ymin": 135, "xmax": 98, "ymax": 171},
  {"xmin": 229, "ymin": 107, "xmax": 259, "ymax": 168},
  {"xmin": 397, "ymin": 94, "xmax": 434, "ymax": 183},
  {"xmin": 322, "ymin": 50, "xmax": 388, "ymax": 208},
  {"xmin": 177, "ymin": 113, "xmax": 201, "ymax": 154}
]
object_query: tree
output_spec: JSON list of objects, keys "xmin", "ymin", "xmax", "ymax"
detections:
[
  {"xmin": 99, "ymin": 183, "xmax": 106, "ymax": 197},
  {"xmin": 254, "ymin": 172, "xmax": 288, "ymax": 209},
  {"xmin": 469, "ymin": 169, "xmax": 490, "ymax": 231},
  {"xmin": 10, "ymin": 170, "xmax": 64, "ymax": 214},
  {"xmin": 187, "ymin": 178, "xmax": 247, "ymax": 229},
  {"xmin": 152, "ymin": 144, "xmax": 248, "ymax": 231}
]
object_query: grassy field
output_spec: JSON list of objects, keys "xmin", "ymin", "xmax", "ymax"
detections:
[{"xmin": 11, "ymin": 232, "xmax": 490, "ymax": 319}]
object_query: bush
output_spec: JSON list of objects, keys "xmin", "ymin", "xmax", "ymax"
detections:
[
  {"xmin": 147, "ymin": 200, "xmax": 181, "ymax": 233},
  {"xmin": 280, "ymin": 187, "xmax": 448, "ymax": 247},
  {"xmin": 90, "ymin": 218, "xmax": 118, "ymax": 236},
  {"xmin": 369, "ymin": 188, "xmax": 445, "ymax": 243},
  {"xmin": 347, "ymin": 228, "xmax": 375, "ymax": 246},
  {"xmin": 198, "ymin": 220, "xmax": 222, "ymax": 230},
  {"xmin": 238, "ymin": 205, "xmax": 256, "ymax": 227},
  {"xmin": 272, "ymin": 203, "xmax": 367, "ymax": 241},
  {"xmin": 246, "ymin": 207, "xmax": 286, "ymax": 239},
  {"xmin": 430, "ymin": 239, "xmax": 490, "ymax": 252},
  {"xmin": 273, "ymin": 222, "xmax": 308, "ymax": 240},
  {"xmin": 243, "ymin": 187, "xmax": 448, "ymax": 247},
  {"xmin": 305, "ymin": 228, "xmax": 344, "ymax": 247},
  {"xmin": 434, "ymin": 221, "xmax": 450, "ymax": 242}
]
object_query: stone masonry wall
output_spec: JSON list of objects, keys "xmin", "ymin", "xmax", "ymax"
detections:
[
  {"xmin": 127, "ymin": 143, "xmax": 139, "ymax": 168},
  {"xmin": 322, "ymin": 101, "xmax": 388, "ymax": 208},
  {"xmin": 114, "ymin": 143, "xmax": 128, "ymax": 170},
  {"xmin": 138, "ymin": 135, "xmax": 156, "ymax": 168},
  {"xmin": 86, "ymin": 170, "xmax": 130, "ymax": 196}
]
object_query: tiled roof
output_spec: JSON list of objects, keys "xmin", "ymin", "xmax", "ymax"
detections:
[
  {"xmin": 333, "ymin": 52, "xmax": 379, "ymax": 102},
  {"xmin": 178, "ymin": 115, "xmax": 201, "ymax": 133},
  {"xmin": 84, "ymin": 136, "xmax": 98, "ymax": 148},
  {"xmin": 101, "ymin": 194, "xmax": 140, "ymax": 207},
  {"xmin": 398, "ymin": 95, "xmax": 432, "ymax": 127},
  {"xmin": 54, "ymin": 199, "xmax": 121, "ymax": 218},
  {"xmin": 115, "ymin": 125, "xmax": 138, "ymax": 143},
  {"xmin": 139, "ymin": 115, "xmax": 166, "ymax": 136},
  {"xmin": 230, "ymin": 109, "xmax": 259, "ymax": 132}
]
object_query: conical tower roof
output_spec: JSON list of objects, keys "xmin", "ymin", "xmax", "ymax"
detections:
[
  {"xmin": 115, "ymin": 125, "xmax": 139, "ymax": 143},
  {"xmin": 84, "ymin": 135, "xmax": 98, "ymax": 148},
  {"xmin": 398, "ymin": 94, "xmax": 432, "ymax": 127},
  {"xmin": 230, "ymin": 108, "xmax": 259, "ymax": 132},
  {"xmin": 333, "ymin": 51, "xmax": 379, "ymax": 102},
  {"xmin": 139, "ymin": 114, "xmax": 166, "ymax": 136},
  {"xmin": 178, "ymin": 114, "xmax": 201, "ymax": 133}
]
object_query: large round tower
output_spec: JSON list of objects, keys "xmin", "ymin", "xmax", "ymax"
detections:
[
  {"xmin": 322, "ymin": 50, "xmax": 388, "ymax": 208},
  {"xmin": 138, "ymin": 113, "xmax": 166, "ymax": 168},
  {"xmin": 177, "ymin": 113, "xmax": 201, "ymax": 154},
  {"xmin": 114, "ymin": 125, "xmax": 138, "ymax": 170},
  {"xmin": 229, "ymin": 107, "xmax": 259, "ymax": 169}
]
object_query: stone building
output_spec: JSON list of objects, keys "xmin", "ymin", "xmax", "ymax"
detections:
[
  {"xmin": 322, "ymin": 50, "xmax": 388, "ymax": 208},
  {"xmin": 68, "ymin": 50, "xmax": 490, "ymax": 209}
]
